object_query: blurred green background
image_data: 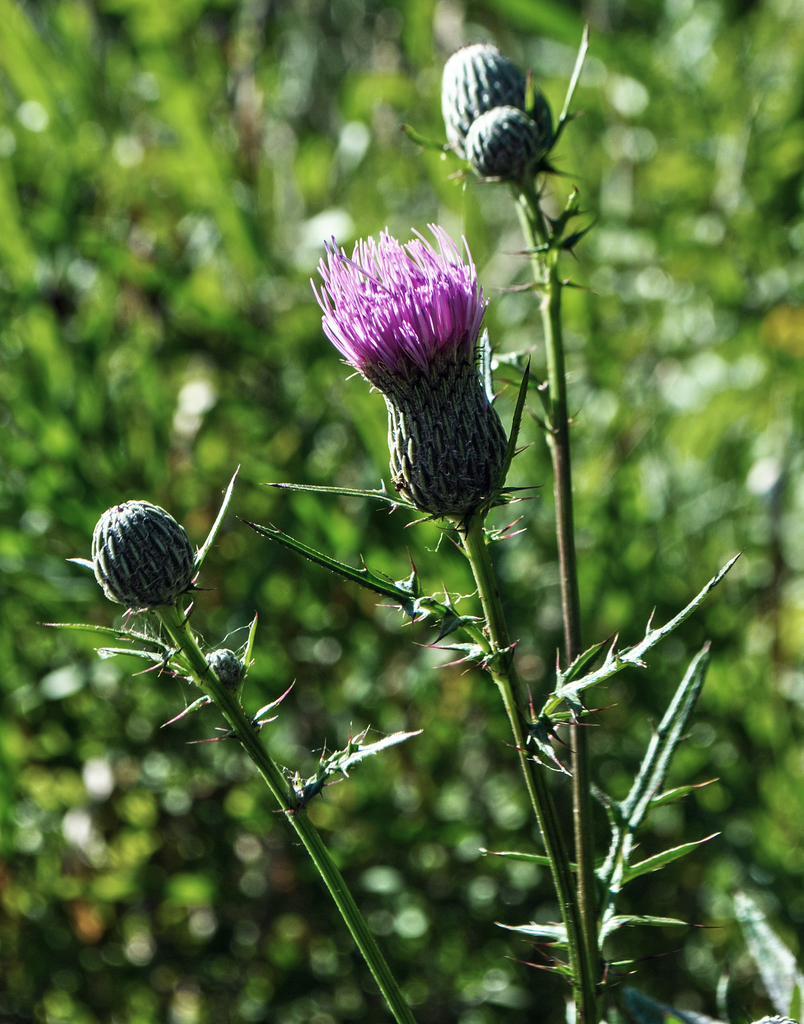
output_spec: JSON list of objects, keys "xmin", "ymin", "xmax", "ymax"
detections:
[{"xmin": 2, "ymin": 0, "xmax": 804, "ymax": 1021}]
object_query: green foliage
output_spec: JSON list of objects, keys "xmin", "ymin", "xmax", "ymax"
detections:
[
  {"xmin": 735, "ymin": 892, "xmax": 804, "ymax": 1019},
  {"xmin": 2, "ymin": 0, "xmax": 804, "ymax": 1022}
]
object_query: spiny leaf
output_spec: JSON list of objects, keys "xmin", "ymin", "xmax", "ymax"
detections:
[
  {"xmin": 735, "ymin": 891, "xmax": 804, "ymax": 1017},
  {"xmin": 499, "ymin": 921, "xmax": 568, "ymax": 945},
  {"xmin": 494, "ymin": 359, "xmax": 530, "ymax": 501},
  {"xmin": 413, "ymin": 593, "xmax": 485, "ymax": 646},
  {"xmin": 559, "ymin": 638, "xmax": 607, "ymax": 685},
  {"xmin": 557, "ymin": 25, "xmax": 590, "ymax": 134},
  {"xmin": 620, "ymin": 645, "xmax": 712, "ymax": 828},
  {"xmin": 598, "ymin": 645, "xmax": 712, "ymax": 893},
  {"xmin": 44, "ymin": 622, "xmax": 130, "ymax": 637},
  {"xmin": 242, "ymin": 520, "xmax": 419, "ymax": 614},
  {"xmin": 561, "ymin": 220, "xmax": 597, "ymax": 251},
  {"xmin": 481, "ymin": 848, "xmax": 569, "ymax": 869},
  {"xmin": 526, "ymin": 716, "xmax": 572, "ymax": 774},
  {"xmin": 334, "ymin": 730, "xmax": 422, "ymax": 773},
  {"xmin": 243, "ymin": 613, "xmax": 259, "ymax": 669},
  {"xmin": 622, "ymin": 834, "xmax": 719, "ymax": 883},
  {"xmin": 292, "ymin": 729, "xmax": 422, "ymax": 810},
  {"xmin": 263, "ymin": 480, "xmax": 415, "ymax": 509},
  {"xmin": 97, "ymin": 646, "xmax": 164, "ymax": 661},
  {"xmin": 651, "ymin": 779, "xmax": 718, "ymax": 808},
  {"xmin": 544, "ymin": 555, "xmax": 738, "ymax": 714},
  {"xmin": 601, "ymin": 914, "xmax": 689, "ymax": 941},
  {"xmin": 195, "ymin": 467, "xmax": 239, "ymax": 570}
]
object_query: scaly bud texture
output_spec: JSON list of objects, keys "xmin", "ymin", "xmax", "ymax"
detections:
[
  {"xmin": 441, "ymin": 43, "xmax": 552, "ymax": 178},
  {"xmin": 314, "ymin": 226, "xmax": 507, "ymax": 517},
  {"xmin": 465, "ymin": 105, "xmax": 547, "ymax": 181},
  {"xmin": 92, "ymin": 501, "xmax": 195, "ymax": 608},
  {"xmin": 442, "ymin": 44, "xmax": 527, "ymax": 156},
  {"xmin": 206, "ymin": 648, "xmax": 245, "ymax": 692}
]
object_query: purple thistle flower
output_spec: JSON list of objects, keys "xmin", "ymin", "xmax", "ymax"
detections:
[
  {"xmin": 314, "ymin": 225, "xmax": 486, "ymax": 381},
  {"xmin": 313, "ymin": 226, "xmax": 508, "ymax": 519}
]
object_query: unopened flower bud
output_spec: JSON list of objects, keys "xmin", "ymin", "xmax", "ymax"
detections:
[
  {"xmin": 442, "ymin": 44, "xmax": 553, "ymax": 172},
  {"xmin": 442, "ymin": 44, "xmax": 527, "ymax": 157},
  {"xmin": 465, "ymin": 105, "xmax": 549, "ymax": 180},
  {"xmin": 206, "ymin": 649, "xmax": 245, "ymax": 692},
  {"xmin": 92, "ymin": 501, "xmax": 195, "ymax": 608}
]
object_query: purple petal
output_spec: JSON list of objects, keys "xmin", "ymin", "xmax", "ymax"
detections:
[{"xmin": 312, "ymin": 225, "xmax": 487, "ymax": 379}]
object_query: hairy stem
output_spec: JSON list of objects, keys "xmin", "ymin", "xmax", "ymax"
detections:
[
  {"xmin": 458, "ymin": 515, "xmax": 594, "ymax": 1020},
  {"xmin": 157, "ymin": 604, "xmax": 417, "ymax": 1024},
  {"xmin": 514, "ymin": 182, "xmax": 600, "ymax": 1022}
]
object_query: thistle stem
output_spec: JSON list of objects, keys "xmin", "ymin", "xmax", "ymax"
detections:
[
  {"xmin": 514, "ymin": 181, "xmax": 600, "ymax": 1022},
  {"xmin": 458, "ymin": 515, "xmax": 594, "ymax": 1021},
  {"xmin": 157, "ymin": 604, "xmax": 417, "ymax": 1024}
]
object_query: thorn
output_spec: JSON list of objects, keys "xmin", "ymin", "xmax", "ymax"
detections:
[
  {"xmin": 188, "ymin": 726, "xmax": 236, "ymax": 744},
  {"xmin": 133, "ymin": 661, "xmax": 164, "ymax": 677},
  {"xmin": 161, "ymin": 697, "xmax": 212, "ymax": 728}
]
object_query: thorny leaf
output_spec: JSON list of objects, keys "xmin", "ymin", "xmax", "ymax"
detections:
[{"xmin": 290, "ymin": 729, "xmax": 422, "ymax": 811}]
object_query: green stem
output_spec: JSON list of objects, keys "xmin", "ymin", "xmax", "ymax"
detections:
[
  {"xmin": 514, "ymin": 183, "xmax": 600, "ymax": 1022},
  {"xmin": 458, "ymin": 515, "xmax": 593, "ymax": 1020},
  {"xmin": 157, "ymin": 604, "xmax": 417, "ymax": 1024}
]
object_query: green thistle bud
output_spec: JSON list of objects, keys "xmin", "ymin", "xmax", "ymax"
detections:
[
  {"xmin": 206, "ymin": 649, "xmax": 245, "ymax": 693},
  {"xmin": 442, "ymin": 44, "xmax": 527, "ymax": 158},
  {"xmin": 442, "ymin": 43, "xmax": 553, "ymax": 167},
  {"xmin": 465, "ymin": 105, "xmax": 550, "ymax": 181},
  {"xmin": 92, "ymin": 501, "xmax": 195, "ymax": 608}
]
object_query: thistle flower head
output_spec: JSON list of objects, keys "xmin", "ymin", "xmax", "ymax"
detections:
[
  {"xmin": 313, "ymin": 225, "xmax": 486, "ymax": 384},
  {"xmin": 314, "ymin": 227, "xmax": 507, "ymax": 519},
  {"xmin": 92, "ymin": 501, "xmax": 195, "ymax": 608}
]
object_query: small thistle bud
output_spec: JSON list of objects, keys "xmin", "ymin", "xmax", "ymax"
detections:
[
  {"xmin": 314, "ymin": 226, "xmax": 507, "ymax": 518},
  {"xmin": 442, "ymin": 44, "xmax": 527, "ymax": 157},
  {"xmin": 92, "ymin": 501, "xmax": 195, "ymax": 608},
  {"xmin": 206, "ymin": 649, "xmax": 245, "ymax": 692},
  {"xmin": 464, "ymin": 105, "xmax": 549, "ymax": 181}
]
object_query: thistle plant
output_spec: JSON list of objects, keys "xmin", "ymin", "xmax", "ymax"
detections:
[
  {"xmin": 251, "ymin": 30, "xmax": 744, "ymax": 1024},
  {"xmin": 62, "ymin": 475, "xmax": 419, "ymax": 1024},
  {"xmin": 60, "ymin": 26, "xmax": 782, "ymax": 1024}
]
